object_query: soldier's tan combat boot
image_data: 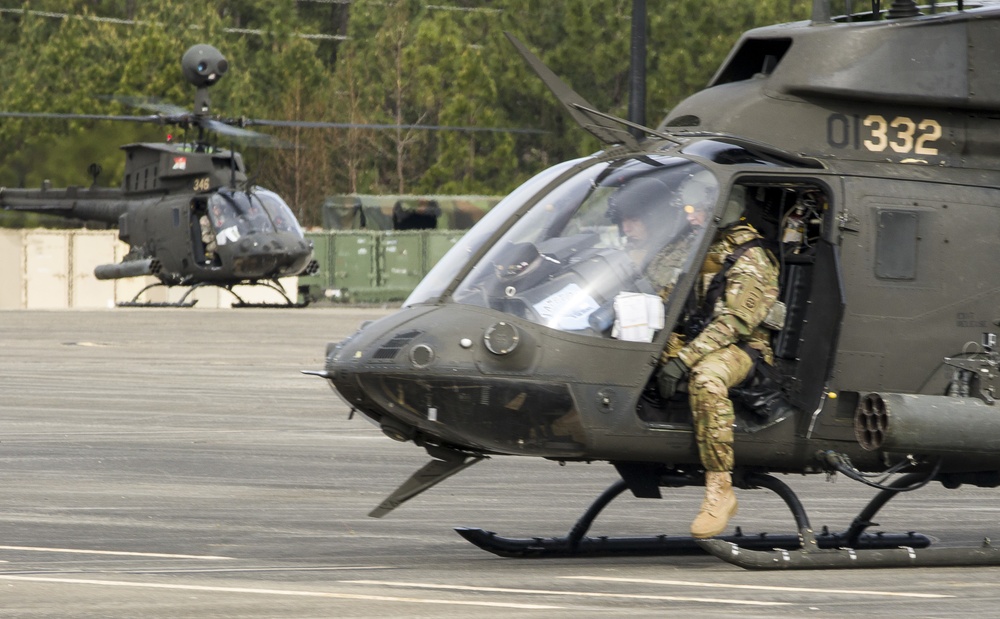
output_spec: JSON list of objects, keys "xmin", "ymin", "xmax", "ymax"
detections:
[{"xmin": 690, "ymin": 471, "xmax": 738, "ymax": 538}]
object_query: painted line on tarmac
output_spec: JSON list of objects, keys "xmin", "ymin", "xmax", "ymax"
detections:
[
  {"xmin": 116, "ymin": 565, "xmax": 395, "ymax": 575},
  {"xmin": 0, "ymin": 546, "xmax": 234, "ymax": 560},
  {"xmin": 2, "ymin": 433, "xmax": 403, "ymax": 441},
  {"xmin": 562, "ymin": 576, "xmax": 955, "ymax": 599},
  {"xmin": 0, "ymin": 575, "xmax": 562, "ymax": 610},
  {"xmin": 342, "ymin": 579, "xmax": 790, "ymax": 606}
]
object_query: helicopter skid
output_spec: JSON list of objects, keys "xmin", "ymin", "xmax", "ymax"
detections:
[
  {"xmin": 692, "ymin": 470, "xmax": 1000, "ymax": 569},
  {"xmin": 230, "ymin": 300, "xmax": 309, "ymax": 309},
  {"xmin": 118, "ymin": 280, "xmax": 306, "ymax": 308},
  {"xmin": 453, "ymin": 472, "xmax": 956, "ymax": 566},
  {"xmin": 118, "ymin": 299, "xmax": 197, "ymax": 308},
  {"xmin": 454, "ymin": 526, "xmax": 926, "ymax": 559},
  {"xmin": 696, "ymin": 537, "xmax": 1000, "ymax": 570}
]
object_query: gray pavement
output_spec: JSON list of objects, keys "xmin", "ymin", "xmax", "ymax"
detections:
[{"xmin": 1, "ymin": 308, "xmax": 999, "ymax": 618}]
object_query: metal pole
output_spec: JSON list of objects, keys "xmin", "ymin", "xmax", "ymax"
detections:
[
  {"xmin": 628, "ymin": 0, "xmax": 647, "ymax": 138},
  {"xmin": 812, "ymin": 0, "xmax": 832, "ymax": 23}
]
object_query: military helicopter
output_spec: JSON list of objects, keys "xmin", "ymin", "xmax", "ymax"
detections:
[
  {"xmin": 0, "ymin": 44, "xmax": 326, "ymax": 307},
  {"xmin": 309, "ymin": 0, "xmax": 1000, "ymax": 569},
  {"xmin": 1, "ymin": 44, "xmax": 541, "ymax": 307}
]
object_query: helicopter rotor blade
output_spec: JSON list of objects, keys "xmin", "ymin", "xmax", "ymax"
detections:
[
  {"xmin": 0, "ymin": 111, "xmax": 541, "ymax": 141},
  {"xmin": 239, "ymin": 117, "xmax": 546, "ymax": 135},
  {"xmin": 109, "ymin": 95, "xmax": 191, "ymax": 117},
  {"xmin": 0, "ymin": 109, "xmax": 272, "ymax": 143},
  {"xmin": 0, "ymin": 111, "xmax": 164, "ymax": 123},
  {"xmin": 203, "ymin": 118, "xmax": 275, "ymax": 143},
  {"xmin": 504, "ymin": 31, "xmax": 639, "ymax": 148}
]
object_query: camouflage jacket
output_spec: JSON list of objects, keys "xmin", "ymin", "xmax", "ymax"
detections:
[
  {"xmin": 643, "ymin": 230, "xmax": 699, "ymax": 298},
  {"xmin": 676, "ymin": 224, "xmax": 779, "ymax": 368}
]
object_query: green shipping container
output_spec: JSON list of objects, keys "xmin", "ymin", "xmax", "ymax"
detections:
[
  {"xmin": 425, "ymin": 230, "xmax": 466, "ymax": 268},
  {"xmin": 299, "ymin": 232, "xmax": 330, "ymax": 303},
  {"xmin": 300, "ymin": 229, "xmax": 471, "ymax": 303},
  {"xmin": 332, "ymin": 231, "xmax": 378, "ymax": 294},
  {"xmin": 380, "ymin": 231, "xmax": 426, "ymax": 291}
]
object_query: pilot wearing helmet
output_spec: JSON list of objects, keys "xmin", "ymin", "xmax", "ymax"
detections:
[
  {"xmin": 657, "ymin": 190, "xmax": 780, "ymax": 540},
  {"xmin": 606, "ymin": 173, "xmax": 712, "ymax": 295}
]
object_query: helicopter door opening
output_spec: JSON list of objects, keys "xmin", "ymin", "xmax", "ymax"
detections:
[
  {"xmin": 638, "ymin": 180, "xmax": 842, "ymax": 431},
  {"xmin": 190, "ymin": 199, "xmax": 220, "ymax": 267}
]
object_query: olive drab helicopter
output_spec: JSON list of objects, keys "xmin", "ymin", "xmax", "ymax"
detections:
[
  {"xmin": 1, "ymin": 43, "xmax": 544, "ymax": 308},
  {"xmin": 0, "ymin": 44, "xmax": 323, "ymax": 307},
  {"xmin": 309, "ymin": 0, "xmax": 1000, "ymax": 569}
]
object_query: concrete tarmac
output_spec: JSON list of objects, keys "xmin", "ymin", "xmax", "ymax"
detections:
[{"xmin": 2, "ymin": 308, "xmax": 1000, "ymax": 618}]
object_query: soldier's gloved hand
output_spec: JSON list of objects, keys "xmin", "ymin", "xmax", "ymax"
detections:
[{"xmin": 657, "ymin": 358, "xmax": 689, "ymax": 400}]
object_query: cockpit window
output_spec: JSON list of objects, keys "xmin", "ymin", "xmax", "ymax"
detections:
[
  {"xmin": 208, "ymin": 189, "xmax": 273, "ymax": 245},
  {"xmin": 405, "ymin": 157, "xmax": 586, "ymax": 306},
  {"xmin": 446, "ymin": 155, "xmax": 719, "ymax": 338},
  {"xmin": 255, "ymin": 188, "xmax": 302, "ymax": 234},
  {"xmin": 207, "ymin": 188, "xmax": 303, "ymax": 246}
]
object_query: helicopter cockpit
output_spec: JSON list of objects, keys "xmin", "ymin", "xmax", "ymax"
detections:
[
  {"xmin": 391, "ymin": 144, "xmax": 839, "ymax": 426},
  {"xmin": 207, "ymin": 187, "xmax": 304, "ymax": 244},
  {"xmin": 409, "ymin": 155, "xmax": 718, "ymax": 341},
  {"xmin": 327, "ymin": 142, "xmax": 839, "ymax": 460},
  {"xmin": 189, "ymin": 186, "xmax": 310, "ymax": 275}
]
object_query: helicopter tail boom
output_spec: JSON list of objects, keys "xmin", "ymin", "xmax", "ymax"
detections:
[{"xmin": 0, "ymin": 186, "xmax": 130, "ymax": 225}]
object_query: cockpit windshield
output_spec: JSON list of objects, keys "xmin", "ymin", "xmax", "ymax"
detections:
[
  {"xmin": 255, "ymin": 188, "xmax": 302, "ymax": 234},
  {"xmin": 405, "ymin": 157, "xmax": 586, "ymax": 305},
  {"xmin": 439, "ymin": 155, "xmax": 719, "ymax": 339},
  {"xmin": 207, "ymin": 188, "xmax": 303, "ymax": 246}
]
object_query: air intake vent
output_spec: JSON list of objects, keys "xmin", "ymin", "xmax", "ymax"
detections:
[
  {"xmin": 711, "ymin": 38, "xmax": 792, "ymax": 86},
  {"xmin": 373, "ymin": 330, "xmax": 422, "ymax": 360},
  {"xmin": 665, "ymin": 115, "xmax": 701, "ymax": 128}
]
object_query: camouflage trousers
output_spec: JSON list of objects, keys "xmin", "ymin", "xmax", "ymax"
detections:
[{"xmin": 687, "ymin": 344, "xmax": 754, "ymax": 472}]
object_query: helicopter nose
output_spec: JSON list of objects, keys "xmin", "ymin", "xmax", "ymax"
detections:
[
  {"xmin": 325, "ymin": 306, "xmax": 588, "ymax": 458},
  {"xmin": 230, "ymin": 233, "xmax": 310, "ymax": 277}
]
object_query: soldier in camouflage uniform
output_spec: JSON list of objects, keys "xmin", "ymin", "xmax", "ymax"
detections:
[{"xmin": 658, "ymin": 207, "xmax": 780, "ymax": 539}]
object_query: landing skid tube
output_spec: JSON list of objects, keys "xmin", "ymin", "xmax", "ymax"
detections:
[
  {"xmin": 118, "ymin": 280, "xmax": 306, "ymax": 308},
  {"xmin": 227, "ymin": 280, "xmax": 308, "ymax": 308},
  {"xmin": 118, "ymin": 281, "xmax": 199, "ymax": 307},
  {"xmin": 698, "ymin": 472, "xmax": 1000, "ymax": 569},
  {"xmin": 455, "ymin": 472, "xmax": 929, "ymax": 559}
]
